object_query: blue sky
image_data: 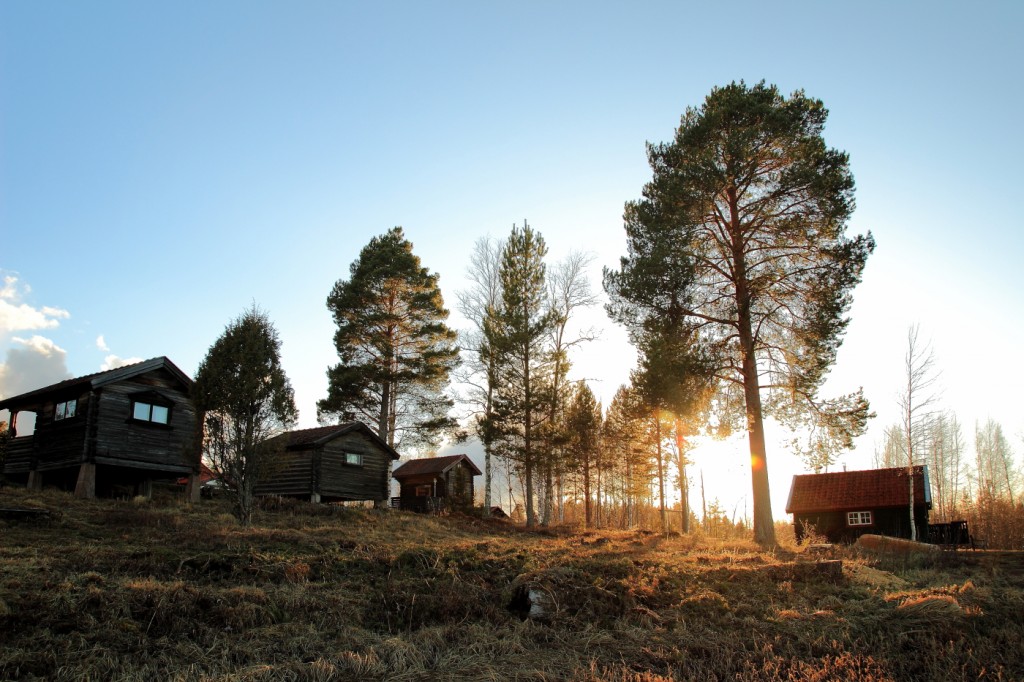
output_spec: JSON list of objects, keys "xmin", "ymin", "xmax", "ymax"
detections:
[{"xmin": 2, "ymin": 2, "xmax": 1022, "ymax": 516}]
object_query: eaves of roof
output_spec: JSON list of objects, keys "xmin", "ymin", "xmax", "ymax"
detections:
[{"xmin": 0, "ymin": 356, "xmax": 192, "ymax": 411}]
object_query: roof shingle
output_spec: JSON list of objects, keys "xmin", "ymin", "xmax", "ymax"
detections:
[
  {"xmin": 786, "ymin": 466, "xmax": 929, "ymax": 514},
  {"xmin": 392, "ymin": 454, "xmax": 481, "ymax": 478}
]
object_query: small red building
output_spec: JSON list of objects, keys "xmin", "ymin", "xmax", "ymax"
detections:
[
  {"xmin": 391, "ymin": 454, "xmax": 480, "ymax": 512},
  {"xmin": 786, "ymin": 466, "xmax": 931, "ymax": 543}
]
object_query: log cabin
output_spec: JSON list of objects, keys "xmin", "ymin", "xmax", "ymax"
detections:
[
  {"xmin": 254, "ymin": 423, "xmax": 399, "ymax": 503},
  {"xmin": 391, "ymin": 454, "xmax": 480, "ymax": 512},
  {"xmin": 0, "ymin": 357, "xmax": 200, "ymax": 499},
  {"xmin": 786, "ymin": 465, "xmax": 931, "ymax": 543}
]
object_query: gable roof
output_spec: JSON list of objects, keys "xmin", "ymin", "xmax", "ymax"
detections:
[
  {"xmin": 786, "ymin": 466, "xmax": 931, "ymax": 514},
  {"xmin": 0, "ymin": 356, "xmax": 192, "ymax": 411},
  {"xmin": 392, "ymin": 454, "xmax": 482, "ymax": 479},
  {"xmin": 272, "ymin": 422, "xmax": 400, "ymax": 460}
]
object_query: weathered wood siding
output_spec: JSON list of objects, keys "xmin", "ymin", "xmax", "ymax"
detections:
[
  {"xmin": 91, "ymin": 368, "xmax": 196, "ymax": 474},
  {"xmin": 398, "ymin": 473, "xmax": 440, "ymax": 499},
  {"xmin": 795, "ymin": 505, "xmax": 929, "ymax": 544},
  {"xmin": 445, "ymin": 463, "xmax": 474, "ymax": 502},
  {"xmin": 26, "ymin": 391, "xmax": 91, "ymax": 471},
  {"xmin": 3, "ymin": 437, "xmax": 35, "ymax": 473},
  {"xmin": 254, "ymin": 429, "xmax": 393, "ymax": 502},
  {"xmin": 318, "ymin": 431, "xmax": 391, "ymax": 502},
  {"xmin": 255, "ymin": 450, "xmax": 314, "ymax": 497}
]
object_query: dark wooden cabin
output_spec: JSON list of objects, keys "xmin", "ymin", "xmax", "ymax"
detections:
[
  {"xmin": 255, "ymin": 423, "xmax": 399, "ymax": 503},
  {"xmin": 786, "ymin": 465, "xmax": 931, "ymax": 544},
  {"xmin": 0, "ymin": 357, "xmax": 200, "ymax": 499},
  {"xmin": 391, "ymin": 454, "xmax": 480, "ymax": 512}
]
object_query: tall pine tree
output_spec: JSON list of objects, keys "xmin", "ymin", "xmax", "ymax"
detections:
[
  {"xmin": 319, "ymin": 227, "xmax": 459, "ymax": 452},
  {"xmin": 485, "ymin": 222, "xmax": 553, "ymax": 528},
  {"xmin": 606, "ymin": 82, "xmax": 874, "ymax": 545}
]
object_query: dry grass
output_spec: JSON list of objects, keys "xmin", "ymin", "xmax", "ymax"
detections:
[{"xmin": 1, "ymin": 486, "xmax": 1022, "ymax": 681}]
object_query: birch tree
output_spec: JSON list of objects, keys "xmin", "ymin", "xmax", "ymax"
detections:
[
  {"xmin": 897, "ymin": 325, "xmax": 940, "ymax": 540},
  {"xmin": 456, "ymin": 235, "xmax": 505, "ymax": 515}
]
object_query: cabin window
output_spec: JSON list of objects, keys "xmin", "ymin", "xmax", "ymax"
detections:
[
  {"xmin": 847, "ymin": 511, "xmax": 872, "ymax": 526},
  {"xmin": 344, "ymin": 452, "xmax": 363, "ymax": 466},
  {"xmin": 55, "ymin": 400, "xmax": 77, "ymax": 420},
  {"xmin": 415, "ymin": 485, "xmax": 431, "ymax": 497},
  {"xmin": 131, "ymin": 401, "xmax": 170, "ymax": 424}
]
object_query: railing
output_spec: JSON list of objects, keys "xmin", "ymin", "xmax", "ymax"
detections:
[{"xmin": 927, "ymin": 520, "xmax": 972, "ymax": 547}]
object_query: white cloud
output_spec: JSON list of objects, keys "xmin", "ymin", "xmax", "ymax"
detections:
[
  {"xmin": 0, "ymin": 335, "xmax": 72, "ymax": 400},
  {"xmin": 0, "ymin": 275, "xmax": 69, "ymax": 335},
  {"xmin": 101, "ymin": 354, "xmax": 143, "ymax": 371},
  {"xmin": 96, "ymin": 334, "xmax": 110, "ymax": 351},
  {"xmin": 0, "ymin": 275, "xmax": 19, "ymax": 299}
]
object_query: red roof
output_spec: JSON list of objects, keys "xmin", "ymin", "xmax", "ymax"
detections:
[
  {"xmin": 786, "ymin": 466, "xmax": 930, "ymax": 514},
  {"xmin": 177, "ymin": 463, "xmax": 217, "ymax": 486},
  {"xmin": 392, "ymin": 454, "xmax": 481, "ymax": 479}
]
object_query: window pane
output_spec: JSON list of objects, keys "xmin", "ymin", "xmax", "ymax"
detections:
[
  {"xmin": 848, "ymin": 511, "xmax": 871, "ymax": 526},
  {"xmin": 66, "ymin": 400, "xmax": 77, "ymax": 418},
  {"xmin": 151, "ymin": 405, "xmax": 169, "ymax": 424},
  {"xmin": 345, "ymin": 453, "xmax": 362, "ymax": 465},
  {"xmin": 55, "ymin": 402, "xmax": 66, "ymax": 420},
  {"xmin": 133, "ymin": 402, "xmax": 151, "ymax": 420}
]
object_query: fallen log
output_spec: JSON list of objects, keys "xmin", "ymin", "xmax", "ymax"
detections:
[
  {"xmin": 856, "ymin": 534, "xmax": 939, "ymax": 554},
  {"xmin": 0, "ymin": 507, "xmax": 51, "ymax": 521}
]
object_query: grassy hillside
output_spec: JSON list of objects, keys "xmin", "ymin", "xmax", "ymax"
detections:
[{"xmin": 1, "ymin": 487, "xmax": 1021, "ymax": 681}]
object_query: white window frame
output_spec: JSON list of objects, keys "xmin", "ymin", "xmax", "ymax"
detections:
[
  {"xmin": 131, "ymin": 400, "xmax": 170, "ymax": 425},
  {"xmin": 344, "ymin": 452, "xmax": 363, "ymax": 466},
  {"xmin": 55, "ymin": 399, "xmax": 77, "ymax": 421},
  {"xmin": 847, "ymin": 510, "xmax": 873, "ymax": 526}
]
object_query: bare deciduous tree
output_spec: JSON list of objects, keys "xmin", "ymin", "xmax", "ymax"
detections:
[
  {"xmin": 456, "ymin": 235, "xmax": 505, "ymax": 514},
  {"xmin": 897, "ymin": 325, "xmax": 941, "ymax": 540},
  {"xmin": 541, "ymin": 251, "xmax": 598, "ymax": 525}
]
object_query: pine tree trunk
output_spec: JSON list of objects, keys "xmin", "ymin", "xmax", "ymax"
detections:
[
  {"xmin": 584, "ymin": 454, "xmax": 592, "ymax": 529},
  {"xmin": 729, "ymin": 186, "xmax": 776, "ymax": 547},
  {"xmin": 655, "ymin": 414, "xmax": 666, "ymax": 533}
]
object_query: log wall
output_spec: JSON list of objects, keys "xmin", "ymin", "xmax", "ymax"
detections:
[{"xmin": 91, "ymin": 369, "xmax": 196, "ymax": 474}]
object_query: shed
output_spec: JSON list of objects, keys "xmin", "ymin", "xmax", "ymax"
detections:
[
  {"xmin": 391, "ymin": 454, "xmax": 480, "ymax": 512},
  {"xmin": 255, "ymin": 422, "xmax": 399, "ymax": 504},
  {"xmin": 0, "ymin": 357, "xmax": 200, "ymax": 499},
  {"xmin": 786, "ymin": 465, "xmax": 931, "ymax": 543}
]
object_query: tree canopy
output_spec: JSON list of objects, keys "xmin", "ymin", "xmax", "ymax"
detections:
[
  {"xmin": 319, "ymin": 227, "xmax": 459, "ymax": 451},
  {"xmin": 193, "ymin": 306, "xmax": 297, "ymax": 525},
  {"xmin": 606, "ymin": 81, "xmax": 874, "ymax": 545}
]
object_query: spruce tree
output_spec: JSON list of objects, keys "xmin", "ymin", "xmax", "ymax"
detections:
[
  {"xmin": 193, "ymin": 306, "xmax": 297, "ymax": 526},
  {"xmin": 564, "ymin": 382, "xmax": 602, "ymax": 528}
]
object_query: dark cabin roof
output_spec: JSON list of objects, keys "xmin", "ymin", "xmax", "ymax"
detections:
[
  {"xmin": 0, "ymin": 356, "xmax": 192, "ymax": 411},
  {"xmin": 786, "ymin": 466, "xmax": 931, "ymax": 515},
  {"xmin": 392, "ymin": 454, "xmax": 482, "ymax": 479},
  {"xmin": 271, "ymin": 422, "xmax": 400, "ymax": 460}
]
